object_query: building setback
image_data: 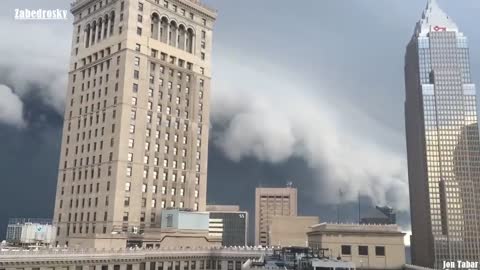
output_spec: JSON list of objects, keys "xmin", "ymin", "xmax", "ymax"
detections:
[
  {"xmin": 255, "ymin": 187, "xmax": 297, "ymax": 246},
  {"xmin": 404, "ymin": 0, "xmax": 480, "ymax": 268},
  {"xmin": 53, "ymin": 0, "xmax": 217, "ymax": 249}
]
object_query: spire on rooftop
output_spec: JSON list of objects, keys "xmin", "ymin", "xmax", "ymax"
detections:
[{"xmin": 417, "ymin": 0, "xmax": 458, "ymax": 35}]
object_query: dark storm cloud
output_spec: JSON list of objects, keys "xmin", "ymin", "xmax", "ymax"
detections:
[{"xmin": 0, "ymin": 92, "xmax": 63, "ymax": 239}]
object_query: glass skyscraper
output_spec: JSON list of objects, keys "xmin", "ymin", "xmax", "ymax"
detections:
[{"xmin": 405, "ymin": 0, "xmax": 480, "ymax": 268}]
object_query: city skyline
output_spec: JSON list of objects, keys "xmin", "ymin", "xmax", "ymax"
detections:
[{"xmin": 1, "ymin": 0, "xmax": 480, "ymax": 243}]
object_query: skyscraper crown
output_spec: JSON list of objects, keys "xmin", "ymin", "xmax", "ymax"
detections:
[{"xmin": 416, "ymin": 0, "xmax": 458, "ymax": 36}]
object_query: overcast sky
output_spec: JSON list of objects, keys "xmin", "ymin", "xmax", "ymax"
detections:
[{"xmin": 0, "ymin": 0, "xmax": 480, "ymax": 243}]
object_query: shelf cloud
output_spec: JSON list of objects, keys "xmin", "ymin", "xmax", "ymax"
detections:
[{"xmin": 210, "ymin": 52, "xmax": 409, "ymax": 210}]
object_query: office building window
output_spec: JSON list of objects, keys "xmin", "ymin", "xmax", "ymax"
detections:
[
  {"xmin": 375, "ymin": 246, "xmax": 385, "ymax": 256},
  {"xmin": 341, "ymin": 245, "xmax": 351, "ymax": 255},
  {"xmin": 358, "ymin": 246, "xmax": 368, "ymax": 256}
]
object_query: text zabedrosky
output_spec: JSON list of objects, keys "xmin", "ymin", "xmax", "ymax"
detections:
[{"xmin": 14, "ymin": 9, "xmax": 68, "ymax": 20}]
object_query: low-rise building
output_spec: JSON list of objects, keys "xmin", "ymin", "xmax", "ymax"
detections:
[
  {"xmin": 0, "ymin": 247, "xmax": 267, "ymax": 270},
  {"xmin": 207, "ymin": 205, "xmax": 248, "ymax": 247},
  {"xmin": 307, "ymin": 223, "xmax": 406, "ymax": 270},
  {"xmin": 140, "ymin": 209, "xmax": 221, "ymax": 248},
  {"xmin": 269, "ymin": 216, "xmax": 319, "ymax": 247},
  {"xmin": 5, "ymin": 218, "xmax": 55, "ymax": 246},
  {"xmin": 68, "ymin": 209, "xmax": 221, "ymax": 249}
]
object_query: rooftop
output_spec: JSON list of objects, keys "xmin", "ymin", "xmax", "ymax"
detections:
[
  {"xmin": 71, "ymin": 0, "xmax": 216, "ymax": 17},
  {"xmin": 309, "ymin": 222, "xmax": 404, "ymax": 235},
  {"xmin": 0, "ymin": 246, "xmax": 269, "ymax": 262},
  {"xmin": 7, "ymin": 218, "xmax": 52, "ymax": 225},
  {"xmin": 416, "ymin": 0, "xmax": 458, "ymax": 36},
  {"xmin": 206, "ymin": 205, "xmax": 241, "ymax": 212}
]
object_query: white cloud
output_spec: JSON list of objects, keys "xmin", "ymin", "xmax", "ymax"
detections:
[
  {"xmin": 0, "ymin": 18, "xmax": 71, "ymax": 114},
  {"xmin": 211, "ymin": 50, "xmax": 409, "ymax": 211},
  {"xmin": 0, "ymin": 84, "xmax": 26, "ymax": 128},
  {"xmin": 404, "ymin": 230, "xmax": 412, "ymax": 246}
]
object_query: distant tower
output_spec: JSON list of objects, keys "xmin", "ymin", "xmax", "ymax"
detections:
[
  {"xmin": 53, "ymin": 0, "xmax": 217, "ymax": 248},
  {"xmin": 376, "ymin": 206, "xmax": 396, "ymax": 224},
  {"xmin": 255, "ymin": 186, "xmax": 297, "ymax": 246},
  {"xmin": 360, "ymin": 206, "xmax": 396, "ymax": 225},
  {"xmin": 404, "ymin": 0, "xmax": 480, "ymax": 267}
]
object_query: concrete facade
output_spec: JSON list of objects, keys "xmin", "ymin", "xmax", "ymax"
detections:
[
  {"xmin": 269, "ymin": 216, "xmax": 319, "ymax": 247},
  {"xmin": 53, "ymin": 0, "xmax": 216, "ymax": 248},
  {"xmin": 0, "ymin": 247, "xmax": 266, "ymax": 270},
  {"xmin": 255, "ymin": 187, "xmax": 297, "ymax": 246},
  {"xmin": 307, "ymin": 223, "xmax": 406, "ymax": 270}
]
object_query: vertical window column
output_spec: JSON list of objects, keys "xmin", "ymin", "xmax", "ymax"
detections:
[
  {"xmin": 109, "ymin": 13, "xmax": 115, "ymax": 36},
  {"xmin": 97, "ymin": 19, "xmax": 103, "ymax": 42},
  {"xmin": 183, "ymin": 27, "xmax": 187, "ymax": 50},
  {"xmin": 103, "ymin": 15, "xmax": 109, "ymax": 38},
  {"xmin": 85, "ymin": 25, "xmax": 91, "ymax": 47},
  {"xmin": 166, "ymin": 21, "xmax": 171, "ymax": 44},
  {"xmin": 90, "ymin": 23, "xmax": 96, "ymax": 46}
]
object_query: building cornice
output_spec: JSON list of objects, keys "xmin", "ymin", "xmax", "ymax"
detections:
[{"xmin": 0, "ymin": 247, "xmax": 268, "ymax": 266}]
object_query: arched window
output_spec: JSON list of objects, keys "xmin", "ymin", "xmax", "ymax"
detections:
[
  {"xmin": 91, "ymin": 21, "xmax": 97, "ymax": 45},
  {"xmin": 109, "ymin": 11, "xmax": 115, "ymax": 36},
  {"xmin": 97, "ymin": 18, "xmax": 103, "ymax": 41},
  {"xmin": 178, "ymin": 25, "xmax": 186, "ymax": 50},
  {"xmin": 160, "ymin": 17, "xmax": 169, "ymax": 43},
  {"xmin": 85, "ymin": 24, "xmax": 91, "ymax": 47},
  {"xmin": 186, "ymin": 28, "xmax": 194, "ymax": 53},
  {"xmin": 151, "ymin": 13, "xmax": 160, "ymax": 39},
  {"xmin": 169, "ymin": 21, "xmax": 178, "ymax": 47},
  {"xmin": 103, "ymin": 14, "xmax": 109, "ymax": 38}
]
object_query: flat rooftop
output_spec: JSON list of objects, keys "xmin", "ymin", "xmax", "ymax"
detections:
[{"xmin": 309, "ymin": 222, "xmax": 405, "ymax": 235}]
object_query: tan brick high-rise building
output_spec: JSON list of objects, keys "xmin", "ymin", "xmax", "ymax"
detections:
[
  {"xmin": 255, "ymin": 186, "xmax": 297, "ymax": 246},
  {"xmin": 53, "ymin": 0, "xmax": 216, "ymax": 248}
]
